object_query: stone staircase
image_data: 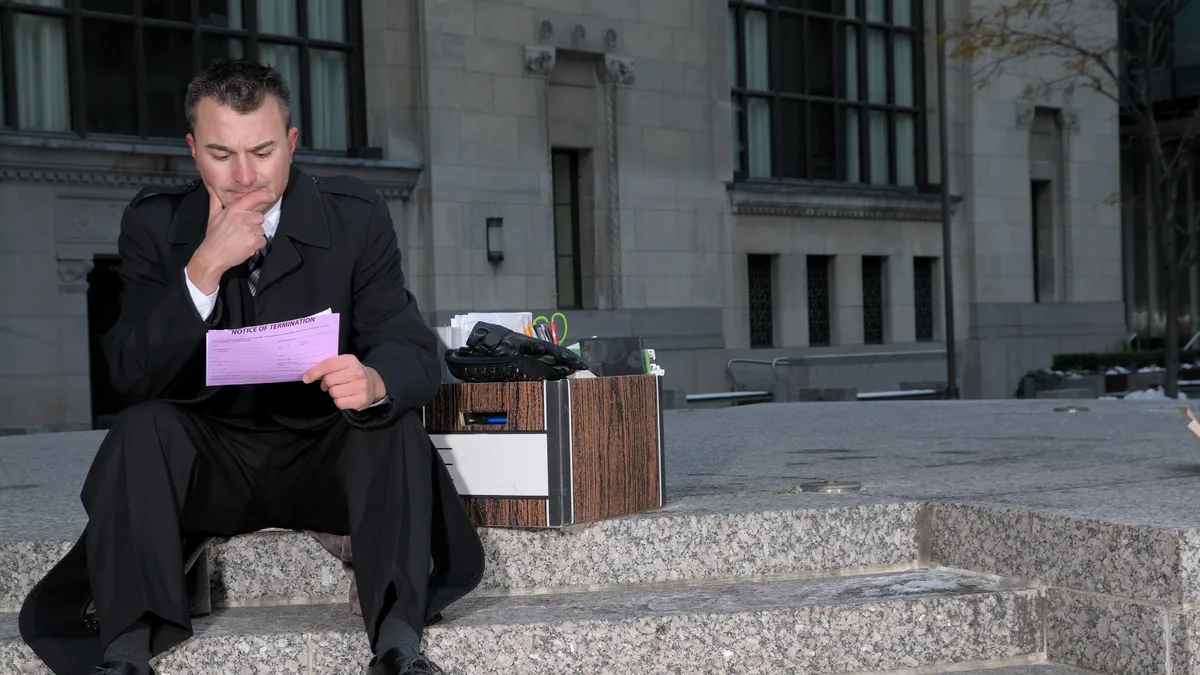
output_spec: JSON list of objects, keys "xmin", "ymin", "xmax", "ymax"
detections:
[{"xmin": 0, "ymin": 497, "xmax": 1127, "ymax": 675}]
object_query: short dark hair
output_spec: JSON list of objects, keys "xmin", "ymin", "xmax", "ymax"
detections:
[{"xmin": 184, "ymin": 58, "xmax": 291, "ymax": 131}]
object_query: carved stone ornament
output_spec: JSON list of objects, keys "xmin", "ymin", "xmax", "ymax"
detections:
[
  {"xmin": 599, "ymin": 55, "xmax": 635, "ymax": 86},
  {"xmin": 1059, "ymin": 108, "xmax": 1080, "ymax": 133},
  {"xmin": 524, "ymin": 45, "xmax": 556, "ymax": 77},
  {"xmin": 1015, "ymin": 101, "xmax": 1035, "ymax": 128},
  {"xmin": 57, "ymin": 255, "xmax": 94, "ymax": 293},
  {"xmin": 604, "ymin": 28, "xmax": 618, "ymax": 51},
  {"xmin": 572, "ymin": 24, "xmax": 586, "ymax": 43}
]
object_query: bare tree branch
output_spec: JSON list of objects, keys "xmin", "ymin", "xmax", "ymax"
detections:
[{"xmin": 1167, "ymin": 103, "xmax": 1200, "ymax": 179}]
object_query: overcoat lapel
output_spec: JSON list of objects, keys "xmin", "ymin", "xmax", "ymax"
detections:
[{"xmin": 254, "ymin": 167, "xmax": 331, "ymax": 299}]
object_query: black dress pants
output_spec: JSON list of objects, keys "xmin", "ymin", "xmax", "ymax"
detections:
[{"xmin": 78, "ymin": 400, "xmax": 435, "ymax": 659}]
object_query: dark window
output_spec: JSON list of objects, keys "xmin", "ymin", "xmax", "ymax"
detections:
[
  {"xmin": 862, "ymin": 255, "xmax": 884, "ymax": 344},
  {"xmin": 1177, "ymin": 2, "xmax": 1200, "ymax": 74},
  {"xmin": 1031, "ymin": 179, "xmax": 1052, "ymax": 303},
  {"xmin": 807, "ymin": 254, "xmax": 831, "ymax": 346},
  {"xmin": 728, "ymin": 0, "xmax": 924, "ymax": 186},
  {"xmin": 1121, "ymin": 0, "xmax": 1184, "ymax": 71},
  {"xmin": 914, "ymin": 256, "xmax": 935, "ymax": 342},
  {"xmin": 747, "ymin": 254, "xmax": 774, "ymax": 348},
  {"xmin": 552, "ymin": 150, "xmax": 583, "ymax": 309},
  {"xmin": 0, "ymin": 0, "xmax": 364, "ymax": 152}
]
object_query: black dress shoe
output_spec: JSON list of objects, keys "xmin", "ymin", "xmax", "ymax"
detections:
[
  {"xmin": 93, "ymin": 662, "xmax": 154, "ymax": 675},
  {"xmin": 366, "ymin": 648, "xmax": 446, "ymax": 674}
]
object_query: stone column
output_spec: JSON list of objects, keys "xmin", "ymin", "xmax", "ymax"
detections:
[
  {"xmin": 1058, "ymin": 106, "xmax": 1079, "ymax": 303},
  {"xmin": 888, "ymin": 255, "xmax": 916, "ymax": 343},
  {"xmin": 832, "ymin": 254, "xmax": 863, "ymax": 346},
  {"xmin": 57, "ymin": 253, "xmax": 94, "ymax": 428},
  {"xmin": 521, "ymin": 45, "xmax": 558, "ymax": 312},
  {"xmin": 776, "ymin": 253, "xmax": 809, "ymax": 348},
  {"xmin": 595, "ymin": 54, "xmax": 634, "ymax": 309}
]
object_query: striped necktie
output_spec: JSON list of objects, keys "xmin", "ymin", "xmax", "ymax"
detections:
[{"xmin": 247, "ymin": 243, "xmax": 269, "ymax": 296}]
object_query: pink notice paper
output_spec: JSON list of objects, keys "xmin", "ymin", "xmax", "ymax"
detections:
[{"xmin": 205, "ymin": 313, "xmax": 340, "ymax": 386}]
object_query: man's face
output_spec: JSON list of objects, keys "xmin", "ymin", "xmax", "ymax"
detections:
[{"xmin": 186, "ymin": 95, "xmax": 298, "ymax": 212}]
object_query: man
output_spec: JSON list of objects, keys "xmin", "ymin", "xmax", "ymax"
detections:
[{"xmin": 18, "ymin": 59, "xmax": 485, "ymax": 675}]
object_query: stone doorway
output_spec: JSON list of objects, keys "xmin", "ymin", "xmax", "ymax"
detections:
[{"xmin": 87, "ymin": 255, "xmax": 125, "ymax": 429}]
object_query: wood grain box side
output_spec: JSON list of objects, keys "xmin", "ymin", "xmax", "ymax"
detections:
[
  {"xmin": 568, "ymin": 374, "xmax": 663, "ymax": 524},
  {"xmin": 461, "ymin": 497, "xmax": 548, "ymax": 528},
  {"xmin": 423, "ymin": 381, "xmax": 546, "ymax": 433},
  {"xmin": 424, "ymin": 381, "xmax": 555, "ymax": 528}
]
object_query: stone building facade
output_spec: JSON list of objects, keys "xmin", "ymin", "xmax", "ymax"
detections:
[{"xmin": 0, "ymin": 0, "xmax": 1124, "ymax": 430}]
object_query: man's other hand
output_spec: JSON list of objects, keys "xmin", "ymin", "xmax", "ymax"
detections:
[
  {"xmin": 186, "ymin": 186, "xmax": 276, "ymax": 294},
  {"xmin": 303, "ymin": 354, "xmax": 387, "ymax": 411}
]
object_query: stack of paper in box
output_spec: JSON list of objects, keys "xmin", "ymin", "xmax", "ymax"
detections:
[{"xmin": 440, "ymin": 312, "xmax": 533, "ymax": 349}]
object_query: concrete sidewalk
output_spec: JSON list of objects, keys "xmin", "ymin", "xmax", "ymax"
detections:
[
  {"xmin": 5, "ymin": 398, "xmax": 1199, "ymax": 541},
  {"xmin": 3, "ymin": 398, "xmax": 1196, "ymax": 674}
]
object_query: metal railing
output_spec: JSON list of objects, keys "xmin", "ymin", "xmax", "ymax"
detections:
[
  {"xmin": 685, "ymin": 390, "xmax": 774, "ymax": 403},
  {"xmin": 725, "ymin": 350, "xmax": 947, "ymax": 389},
  {"xmin": 857, "ymin": 388, "xmax": 941, "ymax": 400},
  {"xmin": 724, "ymin": 357, "xmax": 790, "ymax": 388}
]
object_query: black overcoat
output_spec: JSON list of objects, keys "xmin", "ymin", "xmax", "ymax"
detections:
[{"xmin": 17, "ymin": 165, "xmax": 485, "ymax": 674}]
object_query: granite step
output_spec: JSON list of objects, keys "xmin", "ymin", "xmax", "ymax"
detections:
[
  {"xmin": 950, "ymin": 662, "xmax": 1099, "ymax": 667},
  {"xmin": 1, "ymin": 498, "xmax": 922, "ymax": 611},
  {"xmin": 0, "ymin": 567, "xmax": 1042, "ymax": 675}
]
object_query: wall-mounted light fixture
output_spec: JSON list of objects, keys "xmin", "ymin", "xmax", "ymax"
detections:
[{"xmin": 486, "ymin": 217, "xmax": 504, "ymax": 263}]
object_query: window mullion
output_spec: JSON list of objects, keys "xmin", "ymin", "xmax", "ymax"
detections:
[
  {"xmin": 736, "ymin": 6, "xmax": 748, "ymax": 178},
  {"xmin": 246, "ymin": 0, "xmax": 259, "ymax": 62},
  {"xmin": 0, "ymin": 5, "xmax": 16, "ymax": 128},
  {"xmin": 133, "ymin": 0, "xmax": 147, "ymax": 138},
  {"xmin": 770, "ymin": 7, "xmax": 780, "ymax": 179},
  {"xmin": 886, "ymin": 26, "xmax": 896, "ymax": 185},
  {"xmin": 68, "ymin": 0, "xmax": 86, "ymax": 136},
  {"xmin": 191, "ymin": 0, "xmax": 200, "ymax": 76},
  {"xmin": 857, "ymin": 13, "xmax": 868, "ymax": 183},
  {"xmin": 297, "ymin": 0, "xmax": 311, "ymax": 148},
  {"xmin": 347, "ymin": 0, "xmax": 366, "ymax": 148},
  {"xmin": 803, "ymin": 12, "xmax": 812, "ymax": 180},
  {"xmin": 913, "ymin": 3, "xmax": 930, "ymax": 186},
  {"xmin": 833, "ymin": 12, "xmax": 842, "ymax": 181}
]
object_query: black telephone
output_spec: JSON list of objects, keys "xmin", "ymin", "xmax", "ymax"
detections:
[{"xmin": 443, "ymin": 321, "xmax": 589, "ymax": 383}]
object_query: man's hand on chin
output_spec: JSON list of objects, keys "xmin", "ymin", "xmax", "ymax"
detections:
[{"xmin": 303, "ymin": 354, "xmax": 387, "ymax": 411}]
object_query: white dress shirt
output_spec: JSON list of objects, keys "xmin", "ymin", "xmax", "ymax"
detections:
[
  {"xmin": 185, "ymin": 197, "xmax": 283, "ymax": 320},
  {"xmin": 183, "ymin": 197, "xmax": 389, "ymax": 409}
]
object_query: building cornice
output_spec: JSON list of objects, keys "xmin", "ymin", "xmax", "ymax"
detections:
[
  {"xmin": 0, "ymin": 133, "xmax": 419, "ymax": 199},
  {"xmin": 0, "ymin": 165, "xmax": 414, "ymax": 199},
  {"xmin": 728, "ymin": 183, "xmax": 959, "ymax": 222},
  {"xmin": 0, "ymin": 167, "xmax": 196, "ymax": 189},
  {"xmin": 731, "ymin": 199, "xmax": 942, "ymax": 222}
]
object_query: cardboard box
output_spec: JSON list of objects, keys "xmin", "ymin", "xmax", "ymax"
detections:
[{"xmin": 422, "ymin": 374, "xmax": 665, "ymax": 528}]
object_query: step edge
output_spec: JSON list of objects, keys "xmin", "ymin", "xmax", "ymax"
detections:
[
  {"xmin": 0, "ymin": 498, "xmax": 925, "ymax": 548},
  {"xmin": 1, "ymin": 568, "xmax": 1045, "ymax": 635}
]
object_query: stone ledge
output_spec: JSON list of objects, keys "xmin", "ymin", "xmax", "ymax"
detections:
[
  {"xmin": 1045, "ymin": 588, "xmax": 1172, "ymax": 675},
  {"xmin": 0, "ymin": 568, "xmax": 1042, "ymax": 675},
  {"xmin": 927, "ymin": 501, "xmax": 1200, "ymax": 607},
  {"xmin": 0, "ymin": 500, "xmax": 922, "ymax": 611},
  {"xmin": 11, "ymin": 496, "xmax": 1200, "ymax": 624},
  {"xmin": 15, "ymin": 496, "xmax": 1200, "ymax": 619}
]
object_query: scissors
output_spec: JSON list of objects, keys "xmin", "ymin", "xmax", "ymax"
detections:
[{"xmin": 532, "ymin": 312, "xmax": 568, "ymax": 345}]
